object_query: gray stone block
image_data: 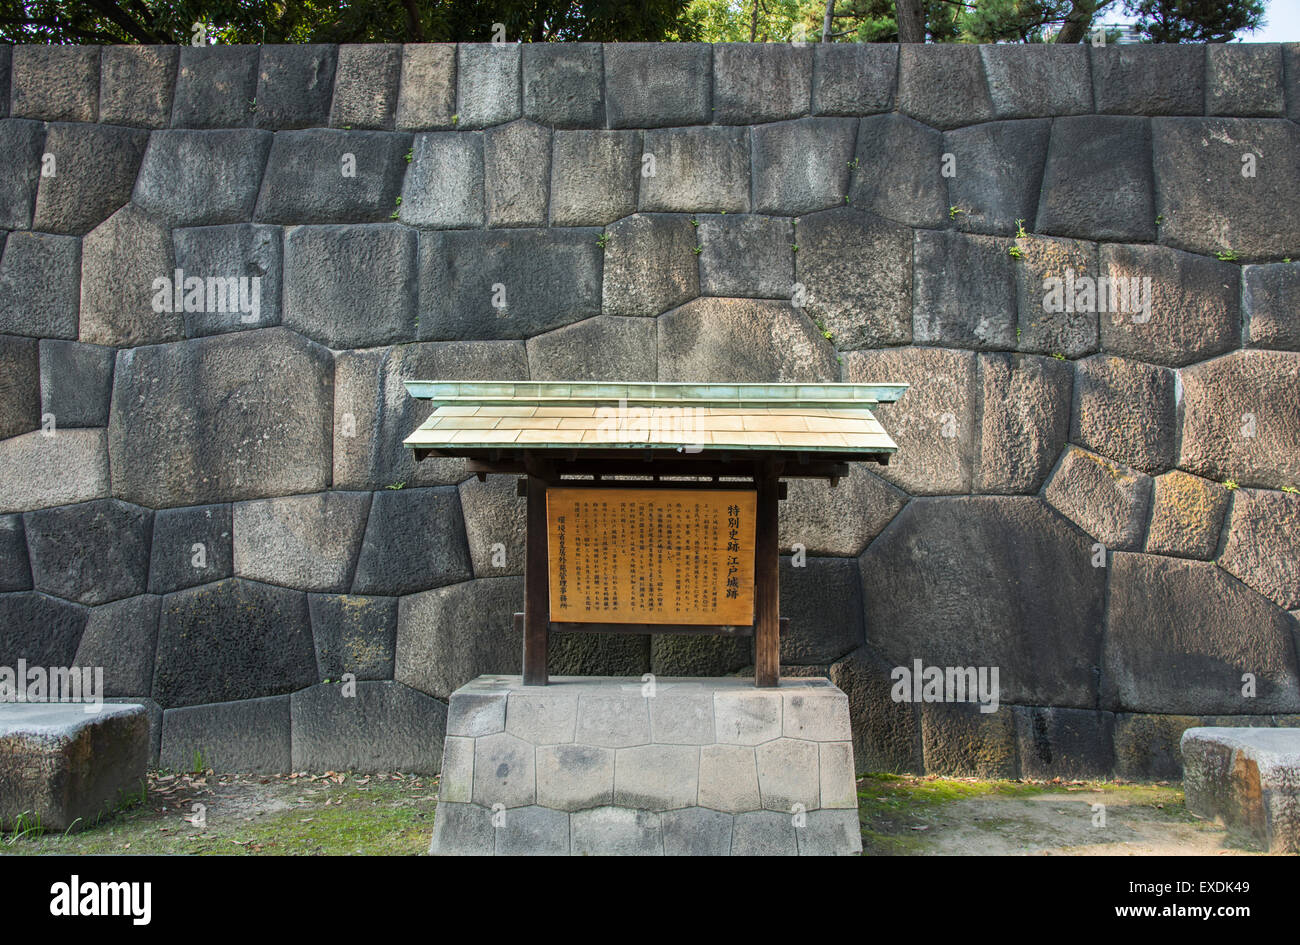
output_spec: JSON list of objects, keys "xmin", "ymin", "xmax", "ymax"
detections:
[
  {"xmin": 522, "ymin": 43, "xmax": 603, "ymax": 128},
  {"xmin": 0, "ymin": 703, "xmax": 148, "ymax": 832},
  {"xmin": 1102, "ymin": 553, "xmax": 1299, "ymax": 714},
  {"xmin": 456, "ymin": 44, "xmax": 520, "ymax": 128},
  {"xmin": 797, "ymin": 808, "xmax": 861, "ymax": 855},
  {"xmin": 781, "ymin": 683, "xmax": 852, "ymax": 742},
  {"xmin": 697, "ymin": 214, "xmax": 793, "ymax": 299},
  {"xmin": 842, "ymin": 345, "xmax": 977, "ymax": 495},
  {"xmin": 153, "ymin": 579, "xmax": 315, "ymax": 709},
  {"xmin": 1153, "ymin": 117, "xmax": 1300, "ymax": 261},
  {"xmin": 233, "ymin": 492, "xmax": 370, "ymax": 593},
  {"xmin": 352, "ymin": 486, "xmax": 472, "ymax": 595},
  {"xmin": 1091, "ymin": 44, "xmax": 1204, "ymax": 115},
  {"xmin": 779, "ymin": 463, "xmax": 907, "ymax": 557},
  {"xmin": 395, "ymin": 577, "xmax": 522, "ymax": 699},
  {"xmin": 458, "ymin": 474, "xmax": 524, "ymax": 577},
  {"xmin": 1044, "ymin": 445, "xmax": 1152, "ymax": 552},
  {"xmin": 171, "ymin": 46, "xmax": 258, "ymax": 128},
  {"xmin": 446, "ymin": 690, "xmax": 507, "ymax": 738},
  {"xmin": 1113, "ymin": 713, "xmax": 1208, "ymax": 781},
  {"xmin": 818, "ymin": 741, "xmax": 856, "ymax": 809},
  {"xmin": 1013, "ymin": 706, "xmax": 1114, "ymax": 780},
  {"xmin": 602, "ymin": 213, "xmax": 696, "ymax": 318},
  {"xmin": 604, "ymin": 43, "xmax": 710, "ymax": 129},
  {"xmin": 751, "ymin": 117, "xmax": 856, "ymax": 215},
  {"xmin": 33, "ymin": 123, "xmax": 148, "ymax": 235},
  {"xmin": 255, "ymin": 129, "xmax": 412, "ymax": 224},
  {"xmin": 913, "ymin": 230, "xmax": 1016, "ymax": 351},
  {"xmin": 253, "ymin": 44, "xmax": 336, "ymax": 130},
  {"xmin": 650, "ymin": 635, "xmax": 750, "ymax": 677},
  {"xmin": 551, "ymin": 635, "xmax": 652, "ymax": 677},
  {"xmin": 1145, "ymin": 470, "xmax": 1231, "ymax": 560},
  {"xmin": 104, "ymin": 697, "xmax": 162, "ymax": 767},
  {"xmin": 395, "ymin": 44, "xmax": 456, "ymax": 131},
  {"xmin": 1208, "ymin": 44, "xmax": 1285, "ymax": 117},
  {"xmin": 99, "ymin": 45, "xmax": 178, "ymax": 129},
  {"xmin": 1073, "ymin": 354, "xmax": 1178, "ymax": 476},
  {"xmin": 10, "ymin": 45, "xmax": 98, "ymax": 122},
  {"xmin": 920, "ymin": 701, "xmax": 1018, "ymax": 779},
  {"xmin": 658, "ymin": 297, "xmax": 837, "ymax": 383},
  {"xmin": 1219, "ymin": 488, "xmax": 1300, "ymax": 610},
  {"xmin": 713, "ymin": 43, "xmax": 811, "ymax": 124},
  {"xmin": 779, "ymin": 557, "xmax": 863, "ymax": 665},
  {"xmin": 662, "ymin": 807, "xmax": 733, "ymax": 855},
  {"xmin": 330, "ymin": 44, "xmax": 402, "ymax": 130},
  {"xmin": 0, "ymin": 45, "xmax": 9, "ymax": 117},
  {"xmin": 1243, "ymin": 262, "xmax": 1300, "ymax": 350},
  {"xmin": 73, "ymin": 595, "xmax": 160, "ymax": 698},
  {"xmin": 713, "ymin": 688, "xmax": 782, "ymax": 746},
  {"xmin": 976, "ymin": 352, "xmax": 1072, "ymax": 494},
  {"xmin": 172, "ymin": 223, "xmax": 282, "ymax": 336},
  {"xmin": 473, "ymin": 731, "xmax": 535, "ymax": 808},
  {"xmin": 647, "ymin": 686, "xmax": 715, "ymax": 745},
  {"xmin": 79, "ymin": 204, "xmax": 180, "ymax": 347},
  {"xmin": 979, "ymin": 43, "xmax": 1091, "ymax": 119},
  {"xmin": 1035, "ymin": 116, "xmax": 1155, "ymax": 243},
  {"xmin": 848, "ymin": 114, "xmax": 946, "ymax": 228},
  {"xmin": 945, "ymin": 119, "xmax": 1050, "ymax": 236},
  {"xmin": 283, "ymin": 223, "xmax": 417, "ymax": 347},
  {"xmin": 290, "ymin": 680, "xmax": 445, "ymax": 773},
  {"xmin": 575, "ymin": 690, "xmax": 652, "ymax": 748},
  {"xmin": 811, "ymin": 43, "xmax": 896, "ymax": 116},
  {"xmin": 506, "ymin": 690, "xmax": 579, "ymax": 744},
  {"xmin": 484, "ymin": 120, "xmax": 550, "ymax": 227},
  {"xmin": 898, "ymin": 43, "xmax": 993, "ymax": 129},
  {"xmin": 496, "ymin": 805, "xmax": 570, "ymax": 855},
  {"xmin": 308, "ymin": 594, "xmax": 397, "ymax": 682},
  {"xmin": 133, "ymin": 129, "xmax": 273, "ymax": 227},
  {"xmin": 0, "ymin": 514, "xmax": 31, "ymax": 591},
  {"xmin": 0, "ymin": 334, "xmax": 38, "ymax": 440},
  {"xmin": 439, "ymin": 735, "xmax": 473, "ymax": 802},
  {"xmin": 0, "ymin": 429, "xmax": 109, "ymax": 515},
  {"xmin": 0, "ymin": 231, "xmax": 81, "ymax": 339},
  {"xmin": 697, "ymin": 744, "xmax": 760, "ymax": 812},
  {"xmin": 421, "ymin": 227, "xmax": 602, "ymax": 339},
  {"xmin": 0, "ymin": 119, "xmax": 44, "ymax": 229},
  {"xmin": 571, "ymin": 806, "xmax": 662, "ymax": 855},
  {"xmin": 428, "ymin": 801, "xmax": 495, "ymax": 855},
  {"xmin": 614, "ymin": 744, "xmax": 699, "ymax": 810},
  {"xmin": 795, "ymin": 207, "xmax": 912, "ymax": 349},
  {"xmin": 549, "ymin": 130, "xmax": 639, "ymax": 226},
  {"xmin": 159, "ymin": 695, "xmax": 290, "ymax": 773},
  {"xmin": 1179, "ymin": 350, "xmax": 1300, "ymax": 491},
  {"xmin": 1182, "ymin": 727, "xmax": 1300, "ymax": 853},
  {"xmin": 0, "ymin": 591, "xmax": 88, "ymax": 666},
  {"xmin": 526, "ymin": 315, "xmax": 656, "ymax": 382},
  {"xmin": 38, "ymin": 339, "xmax": 114, "ymax": 429},
  {"xmin": 108, "ymin": 329, "xmax": 333, "ymax": 507},
  {"xmin": 147, "ymin": 504, "xmax": 233, "ymax": 594},
  {"xmin": 24, "ymin": 499, "xmax": 152, "ymax": 606},
  {"xmin": 731, "ymin": 809, "xmax": 796, "ymax": 856},
  {"xmin": 639, "ymin": 126, "xmax": 749, "ymax": 213},
  {"xmin": 1013, "ymin": 234, "xmax": 1099, "ymax": 358}
]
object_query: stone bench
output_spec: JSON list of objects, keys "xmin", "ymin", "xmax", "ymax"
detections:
[
  {"xmin": 0, "ymin": 703, "xmax": 150, "ymax": 833},
  {"xmin": 1181, "ymin": 727, "xmax": 1300, "ymax": 853}
]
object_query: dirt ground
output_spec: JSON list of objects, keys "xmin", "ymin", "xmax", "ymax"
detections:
[{"xmin": 0, "ymin": 769, "xmax": 1274, "ymax": 856}]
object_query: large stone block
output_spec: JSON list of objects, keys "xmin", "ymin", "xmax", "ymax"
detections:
[
  {"xmin": 842, "ymin": 346, "xmax": 976, "ymax": 495},
  {"xmin": 79, "ymin": 204, "xmax": 180, "ymax": 347},
  {"xmin": 456, "ymin": 44, "xmax": 520, "ymax": 129},
  {"xmin": 1219, "ymin": 489, "xmax": 1300, "ymax": 610},
  {"xmin": 919, "ymin": 702, "xmax": 1018, "ymax": 779},
  {"xmin": 848, "ymin": 114, "xmax": 946, "ymax": 228},
  {"xmin": 913, "ymin": 230, "xmax": 1016, "ymax": 351},
  {"xmin": 779, "ymin": 556, "xmax": 863, "ymax": 666},
  {"xmin": 9, "ymin": 45, "xmax": 98, "ymax": 122},
  {"xmin": 395, "ymin": 44, "xmax": 456, "ymax": 131},
  {"xmin": 38, "ymin": 339, "xmax": 115, "ymax": 429},
  {"xmin": 24, "ymin": 499, "xmax": 152, "ymax": 606},
  {"xmin": 108, "ymin": 328, "xmax": 333, "ymax": 507},
  {"xmin": 0, "ymin": 231, "xmax": 81, "ymax": 339},
  {"xmin": 662, "ymin": 807, "xmax": 734, "ymax": 855},
  {"xmin": 601, "ymin": 213, "xmax": 696, "ymax": 318},
  {"xmin": 291, "ymin": 681, "xmax": 445, "ymax": 773},
  {"xmin": 549, "ymin": 130, "xmax": 639, "ymax": 226},
  {"xmin": 159, "ymin": 696, "xmax": 291, "ymax": 773},
  {"xmin": 1091, "ymin": 44, "xmax": 1204, "ymax": 115},
  {"xmin": 1207, "ymin": 44, "xmax": 1285, "ymax": 117},
  {"xmin": 1098, "ymin": 243, "xmax": 1240, "ymax": 367},
  {"xmin": 604, "ymin": 43, "xmax": 710, "ymax": 129},
  {"xmin": 751, "ymin": 117, "xmax": 856, "ymax": 215},
  {"xmin": 1182, "ymin": 727, "xmax": 1300, "ymax": 853},
  {"xmin": 1012, "ymin": 235, "xmax": 1099, "ymax": 358},
  {"xmin": 522, "ymin": 43, "xmax": 603, "ymax": 128},
  {"xmin": 1145, "ymin": 470, "xmax": 1231, "ymax": 560},
  {"xmin": 1013, "ymin": 706, "xmax": 1114, "ymax": 780},
  {"xmin": 352, "ymin": 486, "xmax": 472, "ymax": 595},
  {"xmin": 731, "ymin": 809, "xmax": 796, "ymax": 856},
  {"xmin": 0, "ymin": 591, "xmax": 88, "ymax": 666},
  {"xmin": 0, "ymin": 429, "xmax": 109, "ymax": 514},
  {"xmin": 308, "ymin": 594, "xmax": 397, "ymax": 682},
  {"xmin": 330, "ymin": 44, "xmax": 402, "ymax": 130},
  {"xmin": 1071, "ymin": 355, "xmax": 1177, "ymax": 474},
  {"xmin": 484, "ymin": 120, "xmax": 550, "ymax": 227},
  {"xmin": 73, "ymin": 595, "xmax": 161, "ymax": 698},
  {"xmin": 1243, "ymin": 262, "xmax": 1300, "ymax": 351},
  {"xmin": 1179, "ymin": 350, "xmax": 1300, "ymax": 491},
  {"xmin": 395, "ymin": 577, "xmax": 522, "ymax": 699},
  {"xmin": 171, "ymin": 46, "xmax": 258, "ymax": 128},
  {"xmin": 794, "ymin": 207, "xmax": 912, "ymax": 350},
  {"xmin": 283, "ymin": 223, "xmax": 416, "ymax": 347},
  {"xmin": 860, "ymin": 496, "xmax": 1107, "ymax": 708},
  {"xmin": 473, "ymin": 730, "xmax": 535, "ymax": 808},
  {"xmin": 428, "ymin": 800, "xmax": 495, "ymax": 855},
  {"xmin": 172, "ymin": 223, "xmax": 282, "ymax": 336},
  {"xmin": 697, "ymin": 214, "xmax": 791, "ymax": 299},
  {"xmin": 0, "ymin": 46, "xmax": 7, "ymax": 117},
  {"xmin": 0, "ymin": 334, "xmax": 38, "ymax": 440},
  {"xmin": 0, "ymin": 119, "xmax": 44, "ymax": 230},
  {"xmin": 525, "ymin": 315, "xmax": 656, "ymax": 382},
  {"xmin": 458, "ymin": 474, "xmax": 525, "ymax": 577},
  {"xmin": 658, "ymin": 297, "xmax": 838, "ymax": 383},
  {"xmin": 0, "ymin": 514, "xmax": 32, "ymax": 591},
  {"xmin": 1112, "ymin": 713, "xmax": 1208, "ymax": 781},
  {"xmin": 253, "ymin": 44, "xmax": 336, "ymax": 130},
  {"xmin": 153, "ymin": 579, "xmax": 315, "ymax": 708},
  {"xmin": 650, "ymin": 635, "xmax": 749, "ymax": 678},
  {"xmin": 32, "ymin": 123, "xmax": 148, "ymax": 235},
  {"xmin": 945, "ymin": 119, "xmax": 1050, "ymax": 236},
  {"xmin": 811, "ymin": 43, "xmax": 896, "ymax": 116},
  {"xmin": 897, "ymin": 44, "xmax": 993, "ymax": 129},
  {"xmin": 232, "ymin": 492, "xmax": 370, "ymax": 594},
  {"xmin": 979, "ymin": 44, "xmax": 1091, "ymax": 119},
  {"xmin": 1102, "ymin": 553, "xmax": 1300, "ymax": 714},
  {"xmin": 755, "ymin": 738, "xmax": 819, "ymax": 811},
  {"xmin": 779, "ymin": 462, "xmax": 907, "ymax": 557},
  {"xmin": 615, "ymin": 744, "xmax": 700, "ymax": 810},
  {"xmin": 255, "ymin": 129, "xmax": 412, "ymax": 224},
  {"xmin": 1044, "ymin": 445, "xmax": 1152, "ymax": 552},
  {"xmin": 133, "ymin": 129, "xmax": 273, "ymax": 227},
  {"xmin": 1152, "ymin": 118, "xmax": 1300, "ymax": 261},
  {"xmin": 639, "ymin": 126, "xmax": 749, "ymax": 213},
  {"xmin": 1035, "ymin": 116, "xmax": 1155, "ymax": 243},
  {"xmin": 147, "ymin": 504, "xmax": 233, "ymax": 594},
  {"xmin": 713, "ymin": 43, "xmax": 810, "ymax": 124},
  {"xmin": 975, "ymin": 352, "xmax": 1072, "ymax": 494},
  {"xmin": 421, "ymin": 227, "xmax": 602, "ymax": 339}
]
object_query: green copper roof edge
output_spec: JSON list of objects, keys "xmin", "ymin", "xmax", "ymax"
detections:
[
  {"xmin": 403, "ymin": 380, "xmax": 909, "ymax": 406},
  {"xmin": 400, "ymin": 436, "xmax": 900, "ymax": 453}
]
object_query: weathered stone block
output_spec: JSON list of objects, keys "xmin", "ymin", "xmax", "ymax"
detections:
[
  {"xmin": 0, "ymin": 591, "xmax": 88, "ymax": 666},
  {"xmin": 308, "ymin": 594, "xmax": 397, "ymax": 682},
  {"xmin": 536, "ymin": 744, "xmax": 614, "ymax": 811},
  {"xmin": 395, "ymin": 577, "xmax": 522, "ymax": 699},
  {"xmin": 1013, "ymin": 235, "xmax": 1099, "ymax": 358},
  {"xmin": 979, "ymin": 44, "xmax": 1091, "ymax": 119},
  {"xmin": 33, "ymin": 123, "xmax": 148, "ymax": 235},
  {"xmin": 1207, "ymin": 43, "xmax": 1285, "ymax": 117},
  {"xmin": 457, "ymin": 474, "xmax": 524, "ymax": 577},
  {"xmin": 99, "ymin": 46, "xmax": 177, "ymax": 128},
  {"xmin": 713, "ymin": 688, "xmax": 781, "ymax": 746},
  {"xmin": 552, "ymin": 634, "xmax": 651, "ymax": 678},
  {"xmin": 473, "ymin": 731, "xmax": 535, "ymax": 808},
  {"xmin": 232, "ymin": 492, "xmax": 370, "ymax": 594},
  {"xmin": 505, "ymin": 690, "xmax": 579, "ymax": 745},
  {"xmin": 818, "ymin": 742, "xmax": 857, "ymax": 809},
  {"xmin": 1013, "ymin": 706, "xmax": 1114, "ymax": 780},
  {"xmin": 848, "ymin": 114, "xmax": 946, "ymax": 228},
  {"xmin": 37, "ymin": 340, "xmax": 113, "ymax": 430},
  {"xmin": 571, "ymin": 806, "xmax": 662, "ymax": 855},
  {"xmin": 811, "ymin": 43, "xmax": 896, "ymax": 116},
  {"xmin": 731, "ymin": 809, "xmax": 796, "ymax": 856},
  {"xmin": 1071, "ymin": 354, "xmax": 1177, "ymax": 474},
  {"xmin": 456, "ymin": 44, "xmax": 520, "ymax": 129},
  {"xmin": 615, "ymin": 744, "xmax": 699, "ymax": 810},
  {"xmin": 352, "ymin": 486, "xmax": 472, "ymax": 595},
  {"xmin": 1044, "ymin": 445, "xmax": 1152, "ymax": 552},
  {"xmin": 920, "ymin": 701, "xmax": 1018, "ymax": 779},
  {"xmin": 0, "ymin": 119, "xmax": 44, "ymax": 230},
  {"xmin": 0, "ymin": 334, "xmax": 38, "ymax": 440},
  {"xmin": 290, "ymin": 681, "xmax": 445, "ymax": 773},
  {"xmin": 172, "ymin": 223, "xmax": 282, "ymax": 335},
  {"xmin": 24, "ymin": 499, "xmax": 152, "ymax": 606},
  {"xmin": 602, "ymin": 213, "xmax": 696, "ymax": 318},
  {"xmin": 484, "ymin": 120, "xmax": 550, "ymax": 227},
  {"xmin": 639, "ymin": 126, "xmax": 749, "ymax": 213},
  {"xmin": 1035, "ymin": 116, "xmax": 1155, "ymax": 243},
  {"xmin": 897, "ymin": 44, "xmax": 993, "ymax": 129},
  {"xmin": 779, "ymin": 463, "xmax": 907, "ymax": 557},
  {"xmin": 0, "ymin": 514, "xmax": 32, "ymax": 591},
  {"xmin": 650, "ymin": 635, "xmax": 749, "ymax": 677},
  {"xmin": 159, "ymin": 695, "xmax": 290, "ymax": 772},
  {"xmin": 696, "ymin": 214, "xmax": 791, "ymax": 299},
  {"xmin": 522, "ymin": 43, "xmax": 603, "ymax": 128},
  {"xmin": 1243, "ymin": 262, "xmax": 1300, "ymax": 351},
  {"xmin": 10, "ymin": 45, "xmax": 98, "ymax": 122},
  {"xmin": 446, "ymin": 686, "xmax": 508, "ymax": 738},
  {"xmin": 1145, "ymin": 471, "xmax": 1231, "ymax": 560},
  {"xmin": 646, "ymin": 686, "xmax": 714, "ymax": 746},
  {"xmin": 1091, "ymin": 44, "xmax": 1204, "ymax": 115},
  {"xmin": 945, "ymin": 119, "xmax": 1050, "ymax": 236},
  {"xmin": 73, "ymin": 595, "xmax": 160, "ymax": 697},
  {"xmin": 798, "ymin": 808, "xmax": 861, "ymax": 855},
  {"xmin": 976, "ymin": 352, "xmax": 1072, "ymax": 494},
  {"xmin": 575, "ymin": 690, "xmax": 651, "ymax": 748},
  {"xmin": 133, "ymin": 129, "xmax": 273, "ymax": 227},
  {"xmin": 0, "ymin": 231, "xmax": 81, "ymax": 339},
  {"xmin": 0, "ymin": 46, "xmax": 8, "ymax": 117},
  {"xmin": 779, "ymin": 557, "xmax": 863, "ymax": 665},
  {"xmin": 1182, "ymin": 727, "xmax": 1300, "ymax": 853},
  {"xmin": 713, "ymin": 43, "xmax": 810, "ymax": 124},
  {"xmin": 751, "ymin": 117, "xmax": 856, "ymax": 215},
  {"xmin": 658, "ymin": 297, "xmax": 837, "ymax": 383},
  {"xmin": 755, "ymin": 738, "xmax": 820, "ymax": 811},
  {"xmin": 662, "ymin": 807, "xmax": 733, "ymax": 855},
  {"xmin": 147, "ymin": 504, "xmax": 233, "ymax": 594},
  {"xmin": 0, "ymin": 429, "xmax": 109, "ymax": 514},
  {"xmin": 255, "ymin": 129, "xmax": 412, "ymax": 224},
  {"xmin": 171, "ymin": 46, "xmax": 258, "ymax": 128},
  {"xmin": 495, "ymin": 805, "xmax": 570, "ymax": 856},
  {"xmin": 79, "ymin": 204, "xmax": 181, "ymax": 347},
  {"xmin": 782, "ymin": 683, "xmax": 852, "ymax": 742},
  {"xmin": 395, "ymin": 44, "xmax": 456, "ymax": 131},
  {"xmin": 253, "ymin": 44, "xmax": 336, "ymax": 130},
  {"xmin": 439, "ymin": 736, "xmax": 473, "ymax": 802},
  {"xmin": 526, "ymin": 315, "xmax": 656, "ymax": 382},
  {"xmin": 549, "ymin": 130, "xmax": 639, "ymax": 226},
  {"xmin": 1219, "ymin": 488, "xmax": 1300, "ymax": 610},
  {"xmin": 330, "ymin": 44, "xmax": 402, "ymax": 130},
  {"xmin": 913, "ymin": 230, "xmax": 1016, "ymax": 351},
  {"xmin": 604, "ymin": 43, "xmax": 710, "ymax": 128}
]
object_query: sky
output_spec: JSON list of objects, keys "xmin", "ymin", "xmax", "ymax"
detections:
[{"xmin": 1247, "ymin": 0, "xmax": 1300, "ymax": 42}]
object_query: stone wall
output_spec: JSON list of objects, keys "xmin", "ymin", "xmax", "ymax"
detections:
[{"xmin": 1, "ymin": 41, "xmax": 1298, "ymax": 779}]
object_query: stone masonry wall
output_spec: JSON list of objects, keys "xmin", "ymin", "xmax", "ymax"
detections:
[{"xmin": 0, "ymin": 41, "xmax": 1298, "ymax": 779}]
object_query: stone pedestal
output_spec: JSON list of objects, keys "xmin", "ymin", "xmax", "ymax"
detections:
[
  {"xmin": 1182, "ymin": 727, "xmax": 1300, "ymax": 853},
  {"xmin": 430, "ymin": 675, "xmax": 861, "ymax": 856}
]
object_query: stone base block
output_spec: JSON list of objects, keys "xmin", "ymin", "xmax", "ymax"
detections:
[
  {"xmin": 0, "ymin": 703, "xmax": 150, "ymax": 832},
  {"xmin": 1182, "ymin": 727, "xmax": 1300, "ymax": 853},
  {"xmin": 430, "ymin": 675, "xmax": 862, "ymax": 856}
]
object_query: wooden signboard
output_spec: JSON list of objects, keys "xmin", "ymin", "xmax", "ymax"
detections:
[{"xmin": 546, "ymin": 487, "xmax": 756, "ymax": 626}]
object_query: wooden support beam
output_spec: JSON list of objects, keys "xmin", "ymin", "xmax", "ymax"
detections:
[
  {"xmin": 522, "ymin": 474, "xmax": 549, "ymax": 686},
  {"xmin": 753, "ymin": 463, "xmax": 782, "ymax": 688}
]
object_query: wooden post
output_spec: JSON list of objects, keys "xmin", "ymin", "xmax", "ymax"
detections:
[
  {"xmin": 523, "ymin": 473, "xmax": 550, "ymax": 686},
  {"xmin": 753, "ymin": 467, "xmax": 780, "ymax": 687}
]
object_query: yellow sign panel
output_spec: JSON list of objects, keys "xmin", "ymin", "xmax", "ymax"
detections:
[{"xmin": 547, "ymin": 487, "xmax": 756, "ymax": 626}]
